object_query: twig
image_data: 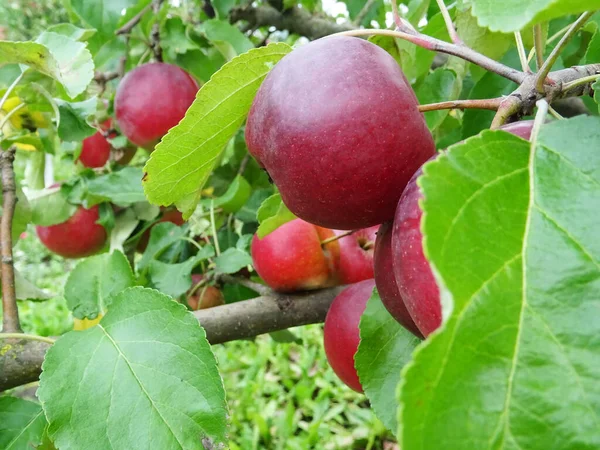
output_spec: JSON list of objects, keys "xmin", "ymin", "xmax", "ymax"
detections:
[
  {"xmin": 533, "ymin": 24, "xmax": 545, "ymax": 70},
  {"xmin": 150, "ymin": 0, "xmax": 165, "ymax": 62},
  {"xmin": 490, "ymin": 96, "xmax": 522, "ymax": 129},
  {"xmin": 418, "ymin": 98, "xmax": 503, "ymax": 112},
  {"xmin": 436, "ymin": 0, "xmax": 462, "ymax": 45},
  {"xmin": 1, "ymin": 146, "xmax": 21, "ymax": 333},
  {"xmin": 320, "ymin": 230, "xmax": 356, "ymax": 246},
  {"xmin": 331, "ymin": 29, "xmax": 526, "ymax": 84},
  {"xmin": 514, "ymin": 31, "xmax": 530, "ymax": 73},
  {"xmin": 535, "ymin": 11, "xmax": 595, "ymax": 93},
  {"xmin": 390, "ymin": 0, "xmax": 402, "ymax": 29},
  {"xmin": 219, "ymin": 274, "xmax": 272, "ymax": 297},
  {"xmin": 0, "ymin": 333, "xmax": 54, "ymax": 345},
  {"xmin": 115, "ymin": 3, "xmax": 153, "ymax": 35},
  {"xmin": 237, "ymin": 154, "xmax": 250, "ymax": 176},
  {"xmin": 355, "ymin": 0, "xmax": 377, "ymax": 25},
  {"xmin": 561, "ymin": 74, "xmax": 600, "ymax": 92}
]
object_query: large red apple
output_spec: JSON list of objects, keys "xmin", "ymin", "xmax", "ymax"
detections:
[
  {"xmin": 373, "ymin": 222, "xmax": 422, "ymax": 338},
  {"xmin": 115, "ymin": 63, "xmax": 199, "ymax": 149},
  {"xmin": 36, "ymin": 205, "xmax": 107, "ymax": 258},
  {"xmin": 137, "ymin": 208, "xmax": 185, "ymax": 252},
  {"xmin": 333, "ymin": 226, "xmax": 379, "ymax": 284},
  {"xmin": 245, "ymin": 36, "xmax": 435, "ymax": 230},
  {"xmin": 251, "ymin": 218, "xmax": 339, "ymax": 292},
  {"xmin": 187, "ymin": 274, "xmax": 225, "ymax": 310},
  {"xmin": 323, "ymin": 278, "xmax": 375, "ymax": 393}
]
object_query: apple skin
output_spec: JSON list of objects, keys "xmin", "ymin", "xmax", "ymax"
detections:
[
  {"xmin": 115, "ymin": 63, "xmax": 199, "ymax": 149},
  {"xmin": 373, "ymin": 222, "xmax": 423, "ymax": 338},
  {"xmin": 323, "ymin": 278, "xmax": 375, "ymax": 393},
  {"xmin": 188, "ymin": 274, "xmax": 225, "ymax": 310},
  {"xmin": 251, "ymin": 218, "xmax": 339, "ymax": 292},
  {"xmin": 137, "ymin": 208, "xmax": 185, "ymax": 252},
  {"xmin": 79, "ymin": 119, "xmax": 112, "ymax": 168},
  {"xmin": 245, "ymin": 36, "xmax": 435, "ymax": 230},
  {"xmin": 499, "ymin": 120, "xmax": 534, "ymax": 140},
  {"xmin": 334, "ymin": 226, "xmax": 379, "ymax": 284},
  {"xmin": 36, "ymin": 205, "xmax": 107, "ymax": 258}
]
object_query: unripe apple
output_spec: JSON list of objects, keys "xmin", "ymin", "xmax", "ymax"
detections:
[
  {"xmin": 115, "ymin": 63, "xmax": 199, "ymax": 149},
  {"xmin": 188, "ymin": 274, "xmax": 225, "ymax": 310},
  {"xmin": 137, "ymin": 208, "xmax": 185, "ymax": 252},
  {"xmin": 323, "ymin": 279, "xmax": 375, "ymax": 393},
  {"xmin": 373, "ymin": 222, "xmax": 422, "ymax": 338},
  {"xmin": 251, "ymin": 218, "xmax": 339, "ymax": 292},
  {"xmin": 246, "ymin": 36, "xmax": 435, "ymax": 230},
  {"xmin": 36, "ymin": 205, "xmax": 107, "ymax": 258},
  {"xmin": 333, "ymin": 226, "xmax": 379, "ymax": 284}
]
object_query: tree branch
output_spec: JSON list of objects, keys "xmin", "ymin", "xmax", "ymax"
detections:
[
  {"xmin": 150, "ymin": 0, "xmax": 164, "ymax": 62},
  {"xmin": 115, "ymin": 3, "xmax": 153, "ymax": 35},
  {"xmin": 1, "ymin": 146, "xmax": 20, "ymax": 333},
  {"xmin": 0, "ymin": 286, "xmax": 343, "ymax": 391},
  {"xmin": 229, "ymin": 4, "xmax": 354, "ymax": 40}
]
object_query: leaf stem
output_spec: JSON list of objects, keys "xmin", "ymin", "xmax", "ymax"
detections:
[
  {"xmin": 330, "ymin": 28, "xmax": 525, "ymax": 84},
  {"xmin": 320, "ymin": 230, "xmax": 355, "ymax": 246},
  {"xmin": 418, "ymin": 97, "xmax": 503, "ymax": 112},
  {"xmin": 210, "ymin": 200, "xmax": 221, "ymax": 256},
  {"xmin": 115, "ymin": 3, "xmax": 153, "ymax": 35},
  {"xmin": 514, "ymin": 31, "xmax": 530, "ymax": 73},
  {"xmin": 436, "ymin": 0, "xmax": 462, "ymax": 45},
  {"xmin": 0, "ymin": 72, "xmax": 24, "ymax": 114},
  {"xmin": 561, "ymin": 74, "xmax": 600, "ymax": 92},
  {"xmin": 0, "ymin": 333, "xmax": 55, "ymax": 345},
  {"xmin": 534, "ymin": 11, "xmax": 595, "ymax": 93},
  {"xmin": 530, "ymin": 99, "xmax": 549, "ymax": 149},
  {"xmin": 533, "ymin": 24, "xmax": 545, "ymax": 69},
  {"xmin": 0, "ymin": 103, "xmax": 25, "ymax": 133}
]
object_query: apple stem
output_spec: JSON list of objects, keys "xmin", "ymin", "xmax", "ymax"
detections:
[
  {"xmin": 0, "ymin": 146, "xmax": 21, "ymax": 333},
  {"xmin": 320, "ymin": 230, "xmax": 356, "ymax": 246},
  {"xmin": 435, "ymin": 0, "xmax": 462, "ymax": 45},
  {"xmin": 418, "ymin": 98, "xmax": 503, "ymax": 112},
  {"xmin": 534, "ymin": 11, "xmax": 594, "ymax": 93}
]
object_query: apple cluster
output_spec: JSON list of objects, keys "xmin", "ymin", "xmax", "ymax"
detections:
[{"xmin": 246, "ymin": 36, "xmax": 536, "ymax": 392}]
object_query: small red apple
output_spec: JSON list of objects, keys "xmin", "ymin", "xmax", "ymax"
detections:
[
  {"xmin": 499, "ymin": 120, "xmax": 534, "ymax": 140},
  {"xmin": 323, "ymin": 278, "xmax": 375, "ymax": 393},
  {"xmin": 115, "ymin": 63, "xmax": 199, "ymax": 149},
  {"xmin": 333, "ymin": 226, "xmax": 379, "ymax": 284},
  {"xmin": 36, "ymin": 205, "xmax": 107, "ymax": 258},
  {"xmin": 374, "ymin": 222, "xmax": 423, "ymax": 338},
  {"xmin": 137, "ymin": 208, "xmax": 185, "ymax": 252},
  {"xmin": 187, "ymin": 274, "xmax": 225, "ymax": 310},
  {"xmin": 251, "ymin": 218, "xmax": 339, "ymax": 292},
  {"xmin": 78, "ymin": 120, "xmax": 112, "ymax": 168}
]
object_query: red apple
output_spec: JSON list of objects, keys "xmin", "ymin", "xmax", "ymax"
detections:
[
  {"xmin": 115, "ymin": 63, "xmax": 199, "ymax": 149},
  {"xmin": 333, "ymin": 226, "xmax": 379, "ymax": 284},
  {"xmin": 188, "ymin": 274, "xmax": 225, "ymax": 310},
  {"xmin": 137, "ymin": 208, "xmax": 185, "ymax": 252},
  {"xmin": 78, "ymin": 120, "xmax": 112, "ymax": 168},
  {"xmin": 251, "ymin": 218, "xmax": 339, "ymax": 292},
  {"xmin": 374, "ymin": 221, "xmax": 422, "ymax": 338},
  {"xmin": 245, "ymin": 36, "xmax": 435, "ymax": 230},
  {"xmin": 36, "ymin": 205, "xmax": 107, "ymax": 258},
  {"xmin": 324, "ymin": 279, "xmax": 375, "ymax": 393},
  {"xmin": 499, "ymin": 120, "xmax": 534, "ymax": 140}
]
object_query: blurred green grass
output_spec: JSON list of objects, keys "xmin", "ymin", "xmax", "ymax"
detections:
[{"xmin": 5, "ymin": 228, "xmax": 395, "ymax": 449}]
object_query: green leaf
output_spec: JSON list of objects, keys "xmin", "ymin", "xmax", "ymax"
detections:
[
  {"xmin": 68, "ymin": 0, "xmax": 143, "ymax": 39},
  {"xmin": 87, "ymin": 167, "xmax": 146, "ymax": 206},
  {"xmin": 214, "ymin": 247, "xmax": 252, "ymax": 274},
  {"xmin": 29, "ymin": 186, "xmax": 77, "ymax": 227},
  {"xmin": 585, "ymin": 30, "xmax": 600, "ymax": 64},
  {"xmin": 38, "ymin": 287, "xmax": 228, "ymax": 449},
  {"xmin": 414, "ymin": 13, "xmax": 450, "ymax": 81},
  {"xmin": 256, "ymin": 193, "xmax": 296, "ymax": 238},
  {"xmin": 416, "ymin": 69, "xmax": 458, "ymax": 131},
  {"xmin": 356, "ymin": 289, "xmax": 420, "ymax": 434},
  {"xmin": 470, "ymin": 0, "xmax": 600, "ymax": 33},
  {"xmin": 46, "ymin": 24, "xmax": 97, "ymax": 41},
  {"xmin": 200, "ymin": 20, "xmax": 255, "ymax": 60},
  {"xmin": 0, "ymin": 397, "xmax": 47, "ymax": 450},
  {"xmin": 64, "ymin": 250, "xmax": 135, "ymax": 319},
  {"xmin": 137, "ymin": 222, "xmax": 188, "ymax": 271},
  {"xmin": 15, "ymin": 268, "xmax": 52, "ymax": 301},
  {"xmin": 143, "ymin": 43, "xmax": 292, "ymax": 219},
  {"xmin": 110, "ymin": 209, "xmax": 140, "ymax": 252},
  {"xmin": 212, "ymin": 0, "xmax": 237, "ymax": 19},
  {"xmin": 0, "ymin": 185, "xmax": 32, "ymax": 244},
  {"xmin": 594, "ymin": 79, "xmax": 600, "ymax": 112},
  {"xmin": 201, "ymin": 175, "xmax": 251, "ymax": 213},
  {"xmin": 455, "ymin": 8, "xmax": 512, "ymax": 61},
  {"xmin": 399, "ymin": 117, "xmax": 600, "ymax": 449},
  {"xmin": 161, "ymin": 17, "xmax": 198, "ymax": 61},
  {"xmin": 0, "ymin": 33, "xmax": 94, "ymax": 98},
  {"xmin": 56, "ymin": 97, "xmax": 97, "ymax": 142},
  {"xmin": 175, "ymin": 48, "xmax": 225, "ymax": 83}
]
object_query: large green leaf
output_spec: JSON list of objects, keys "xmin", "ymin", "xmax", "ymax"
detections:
[
  {"xmin": 56, "ymin": 97, "xmax": 97, "ymax": 142},
  {"xmin": 64, "ymin": 250, "xmax": 135, "ymax": 319},
  {"xmin": 38, "ymin": 287, "xmax": 228, "ymax": 449},
  {"xmin": 355, "ymin": 289, "xmax": 420, "ymax": 433},
  {"xmin": 199, "ymin": 20, "xmax": 254, "ymax": 60},
  {"xmin": 0, "ymin": 32, "xmax": 93, "ymax": 98},
  {"xmin": 69, "ymin": 0, "xmax": 143, "ymax": 39},
  {"xmin": 15, "ymin": 268, "xmax": 52, "ymax": 302},
  {"xmin": 143, "ymin": 43, "xmax": 292, "ymax": 219},
  {"xmin": 470, "ymin": 0, "xmax": 600, "ymax": 33},
  {"xmin": 29, "ymin": 186, "xmax": 77, "ymax": 227},
  {"xmin": 399, "ymin": 117, "xmax": 600, "ymax": 449},
  {"xmin": 86, "ymin": 167, "xmax": 146, "ymax": 206},
  {"xmin": 0, "ymin": 397, "xmax": 47, "ymax": 450},
  {"xmin": 455, "ymin": 7, "xmax": 512, "ymax": 61}
]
